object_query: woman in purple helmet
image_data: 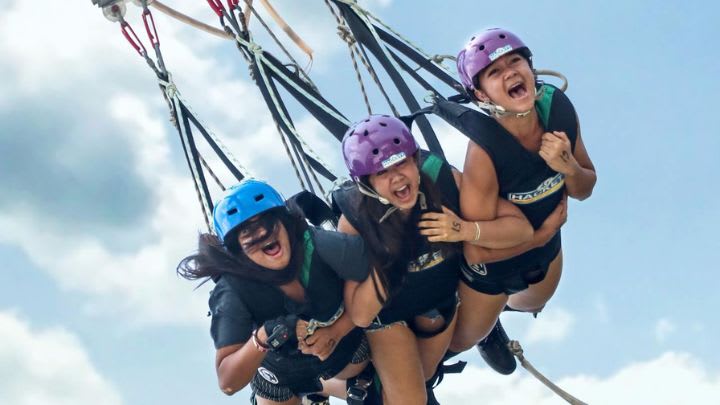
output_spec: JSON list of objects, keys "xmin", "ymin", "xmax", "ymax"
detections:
[
  {"xmin": 448, "ymin": 28, "xmax": 597, "ymax": 369},
  {"xmin": 332, "ymin": 114, "xmax": 534, "ymax": 403}
]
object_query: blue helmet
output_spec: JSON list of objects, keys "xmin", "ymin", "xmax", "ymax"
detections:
[{"xmin": 212, "ymin": 179, "xmax": 286, "ymax": 243}]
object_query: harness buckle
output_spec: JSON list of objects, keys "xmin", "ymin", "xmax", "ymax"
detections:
[{"xmin": 347, "ymin": 378, "xmax": 371, "ymax": 402}]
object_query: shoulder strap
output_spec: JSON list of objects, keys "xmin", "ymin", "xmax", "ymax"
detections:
[{"xmin": 538, "ymin": 83, "xmax": 579, "ymax": 150}]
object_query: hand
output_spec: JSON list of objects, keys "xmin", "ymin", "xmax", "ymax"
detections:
[
  {"xmin": 539, "ymin": 131, "xmax": 578, "ymax": 175},
  {"xmin": 534, "ymin": 195, "xmax": 568, "ymax": 247},
  {"xmin": 263, "ymin": 315, "xmax": 298, "ymax": 350},
  {"xmin": 298, "ymin": 325, "xmax": 341, "ymax": 361},
  {"xmin": 418, "ymin": 206, "xmax": 467, "ymax": 243}
]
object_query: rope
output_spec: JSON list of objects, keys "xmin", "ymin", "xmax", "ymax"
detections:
[
  {"xmin": 243, "ymin": 0, "xmax": 319, "ymax": 92},
  {"xmin": 164, "ymin": 84, "xmax": 253, "ymax": 179},
  {"xmin": 199, "ymin": 155, "xmax": 226, "ymax": 191},
  {"xmin": 237, "ymin": 35, "xmax": 339, "ymax": 178},
  {"xmin": 256, "ymin": 0, "xmax": 314, "ymax": 62},
  {"xmin": 324, "ymin": 0, "xmax": 371, "ymax": 115},
  {"xmin": 149, "ymin": 0, "xmax": 233, "ymax": 40},
  {"xmin": 275, "ymin": 120, "xmax": 308, "ymax": 191},
  {"xmin": 509, "ymin": 340, "xmax": 588, "ymax": 405},
  {"xmin": 325, "ymin": 0, "xmax": 401, "ymax": 116},
  {"xmin": 334, "ymin": 0, "xmax": 454, "ymax": 74},
  {"xmin": 536, "ymin": 69, "xmax": 569, "ymax": 92},
  {"xmin": 326, "ymin": 0, "xmax": 399, "ymax": 115}
]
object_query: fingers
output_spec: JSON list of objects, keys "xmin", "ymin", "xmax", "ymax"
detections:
[{"xmin": 420, "ymin": 212, "xmax": 443, "ymax": 221}]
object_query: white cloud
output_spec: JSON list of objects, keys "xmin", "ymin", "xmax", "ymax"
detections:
[
  {"xmin": 655, "ymin": 318, "xmax": 676, "ymax": 343},
  {"xmin": 524, "ymin": 307, "xmax": 575, "ymax": 344},
  {"xmin": 435, "ymin": 352, "xmax": 720, "ymax": 405},
  {"xmin": 0, "ymin": 311, "xmax": 123, "ymax": 405}
]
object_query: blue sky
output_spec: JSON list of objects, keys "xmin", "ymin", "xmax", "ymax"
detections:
[{"xmin": 1, "ymin": 0, "xmax": 719, "ymax": 404}]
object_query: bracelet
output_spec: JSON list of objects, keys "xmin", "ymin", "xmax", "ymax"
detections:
[
  {"xmin": 251, "ymin": 329, "xmax": 269, "ymax": 353},
  {"xmin": 473, "ymin": 221, "xmax": 481, "ymax": 242}
]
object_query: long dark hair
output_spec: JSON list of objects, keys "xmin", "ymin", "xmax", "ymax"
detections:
[
  {"xmin": 356, "ymin": 169, "xmax": 460, "ymax": 303},
  {"xmin": 177, "ymin": 206, "xmax": 308, "ymax": 286}
]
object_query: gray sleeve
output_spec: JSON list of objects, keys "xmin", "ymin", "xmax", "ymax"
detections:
[
  {"xmin": 311, "ymin": 228, "xmax": 371, "ymax": 282},
  {"xmin": 208, "ymin": 279, "xmax": 255, "ymax": 349}
]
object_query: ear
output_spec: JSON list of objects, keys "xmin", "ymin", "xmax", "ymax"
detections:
[{"xmin": 474, "ymin": 88, "xmax": 490, "ymax": 103}]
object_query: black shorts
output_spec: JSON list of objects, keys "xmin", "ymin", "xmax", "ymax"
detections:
[
  {"xmin": 251, "ymin": 334, "xmax": 370, "ymax": 401},
  {"xmin": 366, "ymin": 294, "xmax": 459, "ymax": 339},
  {"xmin": 460, "ymin": 259, "xmax": 551, "ymax": 295}
]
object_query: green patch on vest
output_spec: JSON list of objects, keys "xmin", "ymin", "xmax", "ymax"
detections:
[
  {"xmin": 421, "ymin": 154, "xmax": 443, "ymax": 183},
  {"xmin": 535, "ymin": 84, "xmax": 556, "ymax": 129},
  {"xmin": 300, "ymin": 230, "xmax": 314, "ymax": 287}
]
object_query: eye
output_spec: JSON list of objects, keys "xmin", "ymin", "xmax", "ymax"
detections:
[
  {"xmin": 376, "ymin": 169, "xmax": 388, "ymax": 176},
  {"xmin": 487, "ymin": 68, "xmax": 499, "ymax": 77},
  {"xmin": 510, "ymin": 56, "xmax": 522, "ymax": 64}
]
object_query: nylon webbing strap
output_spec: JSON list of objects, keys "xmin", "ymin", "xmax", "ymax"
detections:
[
  {"xmin": 333, "ymin": 0, "xmax": 445, "ymax": 159},
  {"xmin": 375, "ymin": 27, "xmax": 460, "ymax": 91},
  {"xmin": 250, "ymin": 61, "xmax": 338, "ymax": 182},
  {"xmin": 261, "ymin": 51, "xmax": 349, "ymax": 140},
  {"xmin": 176, "ymin": 101, "xmax": 214, "ymax": 230},
  {"xmin": 181, "ymin": 102, "xmax": 246, "ymax": 182}
]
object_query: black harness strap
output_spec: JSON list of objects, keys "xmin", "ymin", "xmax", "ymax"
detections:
[
  {"xmin": 182, "ymin": 102, "xmax": 246, "ymax": 183},
  {"xmin": 334, "ymin": 0, "xmax": 445, "ymax": 159},
  {"xmin": 249, "ymin": 60, "xmax": 338, "ymax": 182},
  {"xmin": 177, "ymin": 101, "xmax": 215, "ymax": 218}
]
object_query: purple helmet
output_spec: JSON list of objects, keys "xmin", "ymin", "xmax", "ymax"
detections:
[
  {"xmin": 342, "ymin": 115, "xmax": 419, "ymax": 179},
  {"xmin": 457, "ymin": 28, "xmax": 532, "ymax": 91}
]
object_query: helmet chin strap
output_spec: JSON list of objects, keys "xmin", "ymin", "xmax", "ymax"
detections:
[
  {"xmin": 356, "ymin": 181, "xmax": 390, "ymax": 205},
  {"xmin": 478, "ymin": 82, "xmax": 545, "ymax": 119}
]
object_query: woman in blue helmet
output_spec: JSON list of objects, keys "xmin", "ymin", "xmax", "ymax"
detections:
[
  {"xmin": 333, "ymin": 115, "xmax": 535, "ymax": 404},
  {"xmin": 446, "ymin": 28, "xmax": 597, "ymax": 373},
  {"xmin": 178, "ymin": 179, "xmax": 371, "ymax": 404}
]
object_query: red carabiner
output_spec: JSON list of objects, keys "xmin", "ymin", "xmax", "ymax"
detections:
[
  {"xmin": 206, "ymin": 0, "xmax": 224, "ymax": 17},
  {"xmin": 120, "ymin": 21, "xmax": 147, "ymax": 57},
  {"xmin": 227, "ymin": 0, "xmax": 239, "ymax": 10},
  {"xmin": 142, "ymin": 8, "xmax": 160, "ymax": 46}
]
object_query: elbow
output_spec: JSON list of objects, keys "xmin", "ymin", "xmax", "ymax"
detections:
[
  {"xmin": 217, "ymin": 371, "xmax": 246, "ymax": 396},
  {"xmin": 519, "ymin": 223, "xmax": 534, "ymax": 244},
  {"xmin": 350, "ymin": 310, "xmax": 375, "ymax": 328},
  {"xmin": 218, "ymin": 382, "xmax": 240, "ymax": 396}
]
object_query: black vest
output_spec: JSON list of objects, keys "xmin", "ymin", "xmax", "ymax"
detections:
[
  {"xmin": 332, "ymin": 151, "xmax": 460, "ymax": 324},
  {"xmin": 223, "ymin": 228, "xmax": 361, "ymax": 362},
  {"xmin": 224, "ymin": 229, "xmax": 345, "ymax": 323},
  {"xmin": 429, "ymin": 84, "xmax": 578, "ymax": 272}
]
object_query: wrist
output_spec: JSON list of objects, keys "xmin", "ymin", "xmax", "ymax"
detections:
[
  {"xmin": 252, "ymin": 329, "xmax": 270, "ymax": 352},
  {"xmin": 564, "ymin": 160, "xmax": 581, "ymax": 177}
]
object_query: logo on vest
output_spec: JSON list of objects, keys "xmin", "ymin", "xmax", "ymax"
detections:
[
  {"xmin": 489, "ymin": 45, "xmax": 513, "ymax": 61},
  {"xmin": 257, "ymin": 367, "xmax": 279, "ymax": 385},
  {"xmin": 408, "ymin": 250, "xmax": 444, "ymax": 272},
  {"xmin": 381, "ymin": 152, "xmax": 406, "ymax": 169},
  {"xmin": 507, "ymin": 173, "xmax": 565, "ymax": 205}
]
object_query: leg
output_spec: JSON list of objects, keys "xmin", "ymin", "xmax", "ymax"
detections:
[
  {"xmin": 416, "ymin": 310, "xmax": 458, "ymax": 380},
  {"xmin": 507, "ymin": 250, "xmax": 563, "ymax": 312},
  {"xmin": 366, "ymin": 323, "xmax": 427, "ymax": 405},
  {"xmin": 449, "ymin": 282, "xmax": 507, "ymax": 352}
]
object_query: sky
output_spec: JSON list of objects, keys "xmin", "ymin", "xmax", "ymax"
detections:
[{"xmin": 1, "ymin": 0, "xmax": 719, "ymax": 404}]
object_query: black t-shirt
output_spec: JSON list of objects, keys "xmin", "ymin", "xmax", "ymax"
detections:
[{"xmin": 209, "ymin": 228, "xmax": 370, "ymax": 349}]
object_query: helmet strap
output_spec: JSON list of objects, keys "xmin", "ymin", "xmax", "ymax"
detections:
[
  {"xmin": 478, "ymin": 80, "xmax": 545, "ymax": 119},
  {"xmin": 356, "ymin": 180, "xmax": 390, "ymax": 205}
]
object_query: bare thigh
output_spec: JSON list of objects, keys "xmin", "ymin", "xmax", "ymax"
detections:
[
  {"xmin": 367, "ymin": 324, "xmax": 427, "ymax": 405},
  {"xmin": 416, "ymin": 310, "xmax": 458, "ymax": 380},
  {"xmin": 449, "ymin": 282, "xmax": 507, "ymax": 352},
  {"xmin": 508, "ymin": 250, "xmax": 563, "ymax": 312}
]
